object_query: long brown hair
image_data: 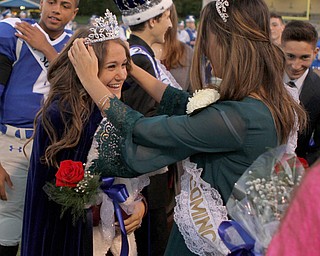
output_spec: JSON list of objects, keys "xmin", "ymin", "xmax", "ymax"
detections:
[
  {"xmin": 191, "ymin": 0, "xmax": 306, "ymax": 144},
  {"xmin": 161, "ymin": 4, "xmax": 189, "ymax": 70},
  {"xmin": 32, "ymin": 27, "xmax": 131, "ymax": 168}
]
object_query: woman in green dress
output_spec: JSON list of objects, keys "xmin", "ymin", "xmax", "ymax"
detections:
[{"xmin": 68, "ymin": 0, "xmax": 306, "ymax": 255}]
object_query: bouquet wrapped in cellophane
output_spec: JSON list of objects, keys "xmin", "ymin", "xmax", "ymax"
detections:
[{"xmin": 218, "ymin": 146, "xmax": 306, "ymax": 255}]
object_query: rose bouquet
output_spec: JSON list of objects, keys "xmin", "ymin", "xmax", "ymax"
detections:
[
  {"xmin": 43, "ymin": 160, "xmax": 101, "ymax": 224},
  {"xmin": 218, "ymin": 146, "xmax": 306, "ymax": 255}
]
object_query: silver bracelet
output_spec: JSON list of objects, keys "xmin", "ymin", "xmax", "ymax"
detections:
[{"xmin": 97, "ymin": 95, "xmax": 110, "ymax": 109}]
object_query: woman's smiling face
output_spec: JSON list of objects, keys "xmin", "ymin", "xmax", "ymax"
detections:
[{"xmin": 98, "ymin": 40, "xmax": 128, "ymax": 99}]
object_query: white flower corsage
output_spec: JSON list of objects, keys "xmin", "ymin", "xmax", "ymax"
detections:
[{"xmin": 186, "ymin": 89, "xmax": 220, "ymax": 114}]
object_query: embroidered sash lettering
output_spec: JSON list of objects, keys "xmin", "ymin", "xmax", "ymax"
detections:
[
  {"xmin": 189, "ymin": 176, "xmax": 216, "ymax": 242},
  {"xmin": 174, "ymin": 159, "xmax": 229, "ymax": 255}
]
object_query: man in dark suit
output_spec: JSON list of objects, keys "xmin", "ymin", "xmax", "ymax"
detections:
[
  {"xmin": 281, "ymin": 20, "xmax": 320, "ymax": 165},
  {"xmin": 113, "ymin": 0, "xmax": 173, "ymax": 255}
]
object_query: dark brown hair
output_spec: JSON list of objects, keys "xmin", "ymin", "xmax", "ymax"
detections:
[
  {"xmin": 270, "ymin": 12, "xmax": 284, "ymax": 25},
  {"xmin": 33, "ymin": 27, "xmax": 131, "ymax": 168},
  {"xmin": 281, "ymin": 20, "xmax": 318, "ymax": 48},
  {"xmin": 161, "ymin": 4, "xmax": 189, "ymax": 70},
  {"xmin": 191, "ymin": 0, "xmax": 306, "ymax": 144}
]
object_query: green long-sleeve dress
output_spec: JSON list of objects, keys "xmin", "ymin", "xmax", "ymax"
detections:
[{"xmin": 89, "ymin": 86, "xmax": 278, "ymax": 255}]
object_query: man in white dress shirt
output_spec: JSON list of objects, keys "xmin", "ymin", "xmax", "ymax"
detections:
[{"xmin": 281, "ymin": 20, "xmax": 320, "ymax": 164}]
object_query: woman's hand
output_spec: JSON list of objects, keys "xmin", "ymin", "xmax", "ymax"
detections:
[
  {"xmin": 68, "ymin": 39, "xmax": 99, "ymax": 86},
  {"xmin": 118, "ymin": 201, "xmax": 145, "ymax": 234},
  {"xmin": 69, "ymin": 39, "xmax": 115, "ymax": 109}
]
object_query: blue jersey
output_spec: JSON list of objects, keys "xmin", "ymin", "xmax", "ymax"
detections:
[
  {"xmin": 0, "ymin": 18, "xmax": 72, "ymax": 128},
  {"xmin": 184, "ymin": 27, "xmax": 197, "ymax": 47},
  {"xmin": 311, "ymin": 40, "xmax": 320, "ymax": 70}
]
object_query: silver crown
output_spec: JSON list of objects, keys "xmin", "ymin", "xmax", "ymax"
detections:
[
  {"xmin": 86, "ymin": 9, "xmax": 120, "ymax": 44},
  {"xmin": 120, "ymin": 0, "xmax": 162, "ymax": 16},
  {"xmin": 215, "ymin": 0, "xmax": 229, "ymax": 23}
]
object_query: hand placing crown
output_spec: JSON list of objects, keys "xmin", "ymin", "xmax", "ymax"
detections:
[{"xmin": 86, "ymin": 9, "xmax": 120, "ymax": 44}]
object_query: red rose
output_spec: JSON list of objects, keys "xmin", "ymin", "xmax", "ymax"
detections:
[
  {"xmin": 274, "ymin": 154, "xmax": 308, "ymax": 174},
  {"xmin": 297, "ymin": 157, "xmax": 309, "ymax": 170},
  {"xmin": 55, "ymin": 160, "xmax": 84, "ymax": 187}
]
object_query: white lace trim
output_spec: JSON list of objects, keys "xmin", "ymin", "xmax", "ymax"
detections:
[
  {"xmin": 85, "ymin": 137, "xmax": 99, "ymax": 171},
  {"xmin": 93, "ymin": 225, "xmax": 137, "ymax": 256},
  {"xmin": 174, "ymin": 158, "xmax": 229, "ymax": 256},
  {"xmin": 86, "ymin": 124, "xmax": 152, "ymax": 251},
  {"xmin": 85, "ymin": 123, "xmax": 163, "ymax": 252}
]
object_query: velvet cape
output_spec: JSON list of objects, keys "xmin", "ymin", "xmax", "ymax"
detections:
[{"xmin": 21, "ymin": 101, "xmax": 102, "ymax": 256}]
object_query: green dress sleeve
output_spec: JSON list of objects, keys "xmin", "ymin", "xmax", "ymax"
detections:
[
  {"xmin": 156, "ymin": 86, "xmax": 190, "ymax": 116},
  {"xmin": 89, "ymin": 86, "xmax": 247, "ymax": 178}
]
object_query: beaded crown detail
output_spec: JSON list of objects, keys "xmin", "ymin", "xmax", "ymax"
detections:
[
  {"xmin": 215, "ymin": 0, "xmax": 229, "ymax": 23},
  {"xmin": 86, "ymin": 9, "xmax": 120, "ymax": 44},
  {"xmin": 115, "ymin": 0, "xmax": 162, "ymax": 17},
  {"xmin": 113, "ymin": 0, "xmax": 173, "ymax": 26}
]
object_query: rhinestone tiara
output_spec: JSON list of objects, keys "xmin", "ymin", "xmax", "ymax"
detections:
[
  {"xmin": 214, "ymin": 0, "xmax": 229, "ymax": 23},
  {"xmin": 85, "ymin": 9, "xmax": 120, "ymax": 44}
]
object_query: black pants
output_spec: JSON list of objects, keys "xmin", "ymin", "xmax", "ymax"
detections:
[
  {"xmin": 0, "ymin": 244, "xmax": 19, "ymax": 256},
  {"xmin": 135, "ymin": 173, "xmax": 170, "ymax": 256}
]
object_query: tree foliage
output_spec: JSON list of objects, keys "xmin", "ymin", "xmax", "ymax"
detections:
[
  {"xmin": 78, "ymin": 0, "xmax": 124, "ymax": 17},
  {"xmin": 175, "ymin": 0, "xmax": 202, "ymax": 20}
]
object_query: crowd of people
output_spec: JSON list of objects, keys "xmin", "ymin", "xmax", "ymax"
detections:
[{"xmin": 0, "ymin": 0, "xmax": 320, "ymax": 255}]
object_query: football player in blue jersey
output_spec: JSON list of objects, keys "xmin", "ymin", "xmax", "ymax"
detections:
[{"xmin": 0, "ymin": 1, "xmax": 79, "ymax": 255}]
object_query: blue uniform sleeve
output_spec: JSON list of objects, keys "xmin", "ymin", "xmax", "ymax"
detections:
[
  {"xmin": 0, "ymin": 19, "xmax": 20, "ymax": 62},
  {"xmin": 0, "ymin": 19, "xmax": 18, "ymax": 98}
]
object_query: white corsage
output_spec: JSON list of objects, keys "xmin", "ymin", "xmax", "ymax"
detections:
[{"xmin": 186, "ymin": 89, "xmax": 220, "ymax": 114}]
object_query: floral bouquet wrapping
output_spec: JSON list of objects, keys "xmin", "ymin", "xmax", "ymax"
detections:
[
  {"xmin": 218, "ymin": 146, "xmax": 306, "ymax": 255},
  {"xmin": 43, "ymin": 160, "xmax": 101, "ymax": 224}
]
